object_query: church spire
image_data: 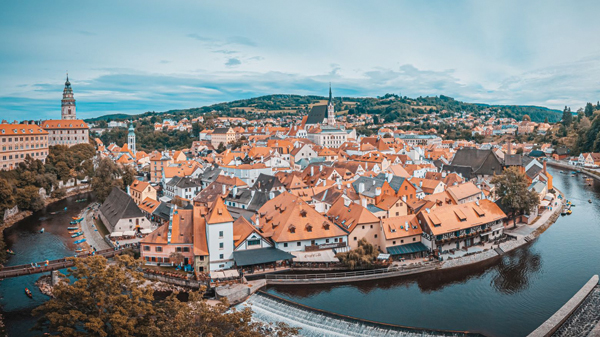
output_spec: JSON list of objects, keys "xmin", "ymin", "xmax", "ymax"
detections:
[
  {"xmin": 328, "ymin": 83, "xmax": 332, "ymax": 104},
  {"xmin": 326, "ymin": 84, "xmax": 335, "ymax": 126}
]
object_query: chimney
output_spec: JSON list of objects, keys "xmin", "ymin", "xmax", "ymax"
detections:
[
  {"xmin": 344, "ymin": 198, "xmax": 351, "ymax": 207},
  {"xmin": 255, "ymin": 216, "xmax": 260, "ymax": 228},
  {"xmin": 222, "ymin": 184, "xmax": 226, "ymax": 195},
  {"xmin": 419, "ymin": 181, "xmax": 423, "ymax": 188},
  {"xmin": 405, "ymin": 221, "xmax": 409, "ymax": 231},
  {"xmin": 359, "ymin": 182, "xmax": 365, "ymax": 193},
  {"xmin": 311, "ymin": 166, "xmax": 314, "ymax": 176},
  {"xmin": 269, "ymin": 191, "xmax": 275, "ymax": 200},
  {"xmin": 361, "ymin": 198, "xmax": 367, "ymax": 208},
  {"xmin": 375, "ymin": 187, "xmax": 381, "ymax": 196},
  {"xmin": 543, "ymin": 161, "xmax": 547, "ymax": 175},
  {"xmin": 402, "ymin": 195, "xmax": 407, "ymax": 202},
  {"xmin": 233, "ymin": 185, "xmax": 238, "ymax": 196}
]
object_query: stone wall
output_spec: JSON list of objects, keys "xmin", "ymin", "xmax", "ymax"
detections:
[{"xmin": 2, "ymin": 205, "xmax": 19, "ymax": 222}]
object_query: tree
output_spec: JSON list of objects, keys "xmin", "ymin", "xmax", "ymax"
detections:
[
  {"xmin": 336, "ymin": 238, "xmax": 379, "ymax": 270},
  {"xmin": 562, "ymin": 106, "xmax": 573, "ymax": 127},
  {"xmin": 34, "ymin": 255, "xmax": 157, "ymax": 337},
  {"xmin": 34, "ymin": 255, "xmax": 298, "ymax": 337},
  {"xmin": 585, "ymin": 102, "xmax": 595, "ymax": 117},
  {"xmin": 92, "ymin": 158, "xmax": 121, "ymax": 202},
  {"xmin": 121, "ymin": 166, "xmax": 136, "ymax": 188},
  {"xmin": 491, "ymin": 167, "xmax": 540, "ymax": 228},
  {"xmin": 15, "ymin": 185, "xmax": 44, "ymax": 211},
  {"xmin": 55, "ymin": 161, "xmax": 71, "ymax": 181},
  {"xmin": 0, "ymin": 178, "xmax": 15, "ymax": 212},
  {"xmin": 217, "ymin": 142, "xmax": 226, "ymax": 153}
]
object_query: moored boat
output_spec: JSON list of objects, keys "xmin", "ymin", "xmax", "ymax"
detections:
[
  {"xmin": 40, "ymin": 228, "xmax": 44, "ymax": 233},
  {"xmin": 6, "ymin": 249, "xmax": 15, "ymax": 255},
  {"xmin": 67, "ymin": 226, "xmax": 79, "ymax": 230},
  {"xmin": 25, "ymin": 288, "xmax": 32, "ymax": 298},
  {"xmin": 71, "ymin": 232, "xmax": 84, "ymax": 238},
  {"xmin": 74, "ymin": 238, "xmax": 86, "ymax": 244}
]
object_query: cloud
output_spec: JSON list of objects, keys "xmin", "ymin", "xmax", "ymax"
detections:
[
  {"xmin": 187, "ymin": 34, "xmax": 256, "ymax": 48},
  {"xmin": 213, "ymin": 50, "xmax": 238, "ymax": 55},
  {"xmin": 225, "ymin": 58, "xmax": 241, "ymax": 67},
  {"xmin": 186, "ymin": 33, "xmax": 214, "ymax": 43},
  {"xmin": 226, "ymin": 36, "xmax": 256, "ymax": 47}
]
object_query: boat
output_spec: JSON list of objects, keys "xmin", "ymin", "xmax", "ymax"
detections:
[
  {"xmin": 72, "ymin": 217, "xmax": 82, "ymax": 221},
  {"xmin": 40, "ymin": 228, "xmax": 44, "ymax": 233},
  {"xmin": 559, "ymin": 171, "xmax": 564, "ymax": 173},
  {"xmin": 70, "ymin": 218, "xmax": 83, "ymax": 224},
  {"xmin": 71, "ymin": 232, "xmax": 84, "ymax": 238},
  {"xmin": 74, "ymin": 238, "xmax": 86, "ymax": 244},
  {"xmin": 67, "ymin": 226, "xmax": 79, "ymax": 230},
  {"xmin": 589, "ymin": 199, "xmax": 593, "ymax": 203},
  {"xmin": 6, "ymin": 249, "xmax": 15, "ymax": 255},
  {"xmin": 567, "ymin": 209, "xmax": 572, "ymax": 215},
  {"xmin": 76, "ymin": 198, "xmax": 87, "ymax": 202},
  {"xmin": 25, "ymin": 288, "xmax": 32, "ymax": 299},
  {"xmin": 75, "ymin": 248, "xmax": 84, "ymax": 253}
]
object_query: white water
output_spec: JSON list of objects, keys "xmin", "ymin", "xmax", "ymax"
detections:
[{"xmin": 236, "ymin": 294, "xmax": 473, "ymax": 337}]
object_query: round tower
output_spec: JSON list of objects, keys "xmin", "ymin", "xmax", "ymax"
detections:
[
  {"xmin": 61, "ymin": 74, "xmax": 76, "ymax": 120},
  {"xmin": 128, "ymin": 123, "xmax": 136, "ymax": 155}
]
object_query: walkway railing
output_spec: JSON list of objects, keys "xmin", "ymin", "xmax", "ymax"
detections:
[
  {"xmin": 0, "ymin": 246, "xmax": 139, "ymax": 279},
  {"xmin": 266, "ymin": 266, "xmax": 407, "ymax": 280}
]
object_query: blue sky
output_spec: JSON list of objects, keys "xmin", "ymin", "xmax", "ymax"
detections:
[{"xmin": 1, "ymin": 0, "xmax": 600, "ymax": 120}]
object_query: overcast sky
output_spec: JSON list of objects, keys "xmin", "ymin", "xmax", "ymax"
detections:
[{"xmin": 1, "ymin": 0, "xmax": 600, "ymax": 120}]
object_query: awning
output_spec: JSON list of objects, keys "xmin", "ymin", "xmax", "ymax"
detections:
[
  {"xmin": 232, "ymin": 247, "xmax": 294, "ymax": 267},
  {"xmin": 140, "ymin": 228, "xmax": 152, "ymax": 234},
  {"xmin": 540, "ymin": 200, "xmax": 550, "ymax": 207},
  {"xmin": 386, "ymin": 242, "xmax": 429, "ymax": 256},
  {"xmin": 292, "ymin": 249, "xmax": 339, "ymax": 263},
  {"xmin": 377, "ymin": 254, "xmax": 391, "ymax": 260},
  {"xmin": 222, "ymin": 270, "xmax": 240, "ymax": 278},
  {"xmin": 123, "ymin": 230, "xmax": 136, "ymax": 236},
  {"xmin": 110, "ymin": 232, "xmax": 123, "ymax": 237}
]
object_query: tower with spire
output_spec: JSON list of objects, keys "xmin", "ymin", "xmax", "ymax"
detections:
[
  {"xmin": 128, "ymin": 122, "xmax": 136, "ymax": 155},
  {"xmin": 61, "ymin": 74, "xmax": 76, "ymax": 120},
  {"xmin": 326, "ymin": 84, "xmax": 335, "ymax": 126}
]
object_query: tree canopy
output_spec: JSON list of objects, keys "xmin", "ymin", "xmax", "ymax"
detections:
[
  {"xmin": 34, "ymin": 255, "xmax": 298, "ymax": 337},
  {"xmin": 491, "ymin": 167, "xmax": 540, "ymax": 227},
  {"xmin": 336, "ymin": 238, "xmax": 379, "ymax": 270}
]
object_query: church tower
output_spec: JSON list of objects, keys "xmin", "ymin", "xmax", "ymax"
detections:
[
  {"xmin": 61, "ymin": 74, "xmax": 76, "ymax": 120},
  {"xmin": 326, "ymin": 84, "xmax": 335, "ymax": 126},
  {"xmin": 128, "ymin": 123, "xmax": 136, "ymax": 155}
]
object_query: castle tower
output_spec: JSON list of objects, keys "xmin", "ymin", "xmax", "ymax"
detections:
[
  {"xmin": 128, "ymin": 123, "xmax": 136, "ymax": 155},
  {"xmin": 61, "ymin": 74, "xmax": 76, "ymax": 120},
  {"xmin": 326, "ymin": 84, "xmax": 335, "ymax": 126}
]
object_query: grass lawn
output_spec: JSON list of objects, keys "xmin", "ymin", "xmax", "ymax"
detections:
[{"xmin": 94, "ymin": 217, "xmax": 110, "ymax": 237}]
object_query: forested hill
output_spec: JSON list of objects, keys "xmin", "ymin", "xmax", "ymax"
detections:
[{"xmin": 85, "ymin": 94, "xmax": 562, "ymax": 124}]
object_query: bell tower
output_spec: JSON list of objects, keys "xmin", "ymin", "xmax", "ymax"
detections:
[
  {"xmin": 326, "ymin": 84, "xmax": 335, "ymax": 126},
  {"xmin": 61, "ymin": 74, "xmax": 76, "ymax": 120},
  {"xmin": 128, "ymin": 123, "xmax": 136, "ymax": 155}
]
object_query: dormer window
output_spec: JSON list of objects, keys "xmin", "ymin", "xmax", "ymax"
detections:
[
  {"xmin": 289, "ymin": 225, "xmax": 296, "ymax": 233},
  {"xmin": 306, "ymin": 224, "xmax": 312, "ymax": 232}
]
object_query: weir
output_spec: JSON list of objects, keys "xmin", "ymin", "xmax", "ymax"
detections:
[{"xmin": 237, "ymin": 291, "xmax": 484, "ymax": 337}]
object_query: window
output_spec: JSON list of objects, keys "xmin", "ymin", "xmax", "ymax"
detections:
[
  {"xmin": 354, "ymin": 236, "xmax": 357, "ymax": 241},
  {"xmin": 219, "ymin": 254, "xmax": 224, "ymax": 259},
  {"xmin": 219, "ymin": 242, "xmax": 224, "ymax": 249},
  {"xmin": 326, "ymin": 239, "xmax": 330, "ymax": 243},
  {"xmin": 176, "ymin": 247, "xmax": 182, "ymax": 252},
  {"xmin": 155, "ymin": 247, "xmax": 162, "ymax": 252},
  {"xmin": 297, "ymin": 242, "xmax": 301, "ymax": 246},
  {"xmin": 183, "ymin": 247, "xmax": 190, "ymax": 252},
  {"xmin": 362, "ymin": 225, "xmax": 365, "ymax": 230},
  {"xmin": 401, "ymin": 239, "xmax": 404, "ymax": 243},
  {"xmin": 374, "ymin": 234, "xmax": 378, "ymax": 238},
  {"xmin": 284, "ymin": 243, "xmax": 288, "ymax": 247},
  {"xmin": 393, "ymin": 241, "xmax": 396, "ymax": 245},
  {"xmin": 219, "ymin": 231, "xmax": 223, "ymax": 238},
  {"xmin": 413, "ymin": 237, "xmax": 416, "ymax": 241},
  {"xmin": 248, "ymin": 239, "xmax": 260, "ymax": 246},
  {"xmin": 143, "ymin": 246, "xmax": 150, "ymax": 251}
]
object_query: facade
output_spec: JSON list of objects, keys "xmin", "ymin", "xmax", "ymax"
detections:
[
  {"xmin": 150, "ymin": 152, "xmax": 173, "ymax": 183},
  {"xmin": 307, "ymin": 127, "xmax": 348, "ymax": 148},
  {"xmin": 205, "ymin": 197, "xmax": 235, "ymax": 270},
  {"xmin": 0, "ymin": 121, "xmax": 49, "ymax": 170},
  {"xmin": 129, "ymin": 180, "xmax": 157, "ymax": 205},
  {"xmin": 98, "ymin": 187, "xmax": 153, "ymax": 234},
  {"xmin": 397, "ymin": 134, "xmax": 442, "ymax": 146},
  {"xmin": 211, "ymin": 127, "xmax": 236, "ymax": 148}
]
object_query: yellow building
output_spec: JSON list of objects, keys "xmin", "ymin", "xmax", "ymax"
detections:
[{"xmin": 0, "ymin": 121, "xmax": 49, "ymax": 170}]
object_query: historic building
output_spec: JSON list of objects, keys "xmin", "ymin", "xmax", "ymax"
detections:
[
  {"xmin": 0, "ymin": 121, "xmax": 49, "ymax": 170},
  {"xmin": 42, "ymin": 75, "xmax": 90, "ymax": 147}
]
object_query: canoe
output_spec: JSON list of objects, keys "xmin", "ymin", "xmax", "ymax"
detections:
[
  {"xmin": 25, "ymin": 288, "xmax": 32, "ymax": 299},
  {"xmin": 74, "ymin": 239, "xmax": 86, "ymax": 244},
  {"xmin": 71, "ymin": 232, "xmax": 84, "ymax": 238},
  {"xmin": 72, "ymin": 217, "xmax": 82, "ymax": 221},
  {"xmin": 67, "ymin": 226, "xmax": 79, "ymax": 230}
]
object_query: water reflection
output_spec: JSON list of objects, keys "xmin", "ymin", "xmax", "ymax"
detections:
[{"xmin": 492, "ymin": 246, "xmax": 542, "ymax": 294}]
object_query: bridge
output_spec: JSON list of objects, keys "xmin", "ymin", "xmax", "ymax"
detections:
[{"xmin": 0, "ymin": 246, "xmax": 138, "ymax": 279}]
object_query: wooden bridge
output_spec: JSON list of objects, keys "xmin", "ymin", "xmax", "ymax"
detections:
[{"xmin": 0, "ymin": 246, "xmax": 137, "ymax": 279}]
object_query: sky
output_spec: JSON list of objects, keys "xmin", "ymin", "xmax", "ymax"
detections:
[{"xmin": 1, "ymin": 0, "xmax": 600, "ymax": 120}]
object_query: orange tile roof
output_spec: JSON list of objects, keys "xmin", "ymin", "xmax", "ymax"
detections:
[
  {"xmin": 253, "ymin": 192, "xmax": 347, "ymax": 243},
  {"xmin": 233, "ymin": 216, "xmax": 262, "ymax": 248},
  {"xmin": 41, "ymin": 119, "xmax": 88, "ymax": 129},
  {"xmin": 327, "ymin": 198, "xmax": 379, "ymax": 232},
  {"xmin": 138, "ymin": 197, "xmax": 160, "ymax": 214},
  {"xmin": 420, "ymin": 200, "xmax": 506, "ymax": 236},
  {"xmin": 382, "ymin": 215, "xmax": 422, "ymax": 240},
  {"xmin": 206, "ymin": 197, "xmax": 234, "ymax": 224},
  {"xmin": 0, "ymin": 123, "xmax": 47, "ymax": 135},
  {"xmin": 130, "ymin": 180, "xmax": 152, "ymax": 193}
]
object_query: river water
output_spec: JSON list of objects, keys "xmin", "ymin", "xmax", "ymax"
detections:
[
  {"xmin": 0, "ymin": 192, "xmax": 95, "ymax": 337},
  {"xmin": 264, "ymin": 167, "xmax": 600, "ymax": 337}
]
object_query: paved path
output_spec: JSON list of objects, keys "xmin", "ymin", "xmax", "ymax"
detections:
[
  {"xmin": 506, "ymin": 195, "xmax": 563, "ymax": 239},
  {"xmin": 80, "ymin": 203, "xmax": 110, "ymax": 250}
]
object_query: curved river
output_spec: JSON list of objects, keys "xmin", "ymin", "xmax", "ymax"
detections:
[
  {"xmin": 0, "ymin": 192, "xmax": 95, "ymax": 337},
  {"xmin": 264, "ymin": 167, "xmax": 600, "ymax": 337}
]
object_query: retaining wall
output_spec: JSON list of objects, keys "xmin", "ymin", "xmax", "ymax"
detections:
[{"xmin": 527, "ymin": 275, "xmax": 599, "ymax": 337}]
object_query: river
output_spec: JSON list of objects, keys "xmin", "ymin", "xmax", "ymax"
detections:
[
  {"xmin": 0, "ymin": 192, "xmax": 95, "ymax": 337},
  {"xmin": 264, "ymin": 167, "xmax": 600, "ymax": 337}
]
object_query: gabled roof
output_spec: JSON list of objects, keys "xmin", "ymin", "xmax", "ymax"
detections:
[
  {"xmin": 99, "ymin": 187, "xmax": 145, "ymax": 232},
  {"xmin": 419, "ymin": 199, "xmax": 506, "ymax": 236},
  {"xmin": 327, "ymin": 198, "xmax": 379, "ymax": 232},
  {"xmin": 252, "ymin": 173, "xmax": 285, "ymax": 192},
  {"xmin": 446, "ymin": 182, "xmax": 482, "ymax": 203},
  {"xmin": 206, "ymin": 197, "xmax": 234, "ymax": 224},
  {"xmin": 305, "ymin": 105, "xmax": 327, "ymax": 125},
  {"xmin": 382, "ymin": 215, "xmax": 422, "ymax": 240}
]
